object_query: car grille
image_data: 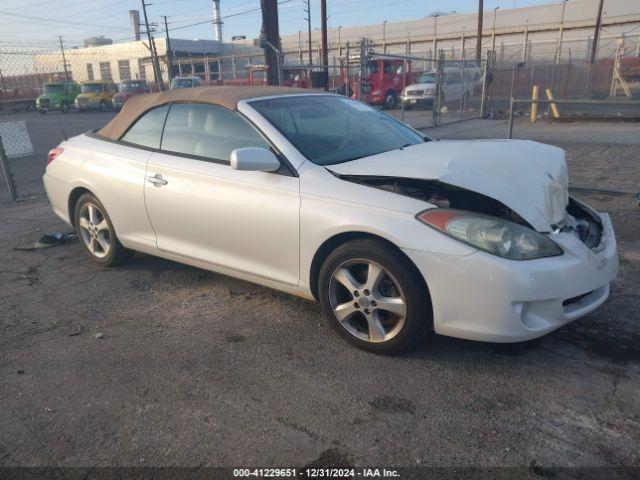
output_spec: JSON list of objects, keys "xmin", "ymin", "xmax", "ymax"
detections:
[
  {"xmin": 563, "ymin": 291, "xmax": 594, "ymax": 307},
  {"xmin": 406, "ymin": 90, "xmax": 424, "ymax": 96}
]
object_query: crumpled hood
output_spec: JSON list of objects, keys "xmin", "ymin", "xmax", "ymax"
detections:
[{"xmin": 326, "ymin": 140, "xmax": 569, "ymax": 232}]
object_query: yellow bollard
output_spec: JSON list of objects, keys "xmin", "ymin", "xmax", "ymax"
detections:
[
  {"xmin": 545, "ymin": 88, "xmax": 561, "ymax": 119},
  {"xmin": 530, "ymin": 85, "xmax": 539, "ymax": 123}
]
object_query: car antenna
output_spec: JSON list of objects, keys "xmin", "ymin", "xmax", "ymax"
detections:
[{"xmin": 55, "ymin": 112, "xmax": 68, "ymax": 141}]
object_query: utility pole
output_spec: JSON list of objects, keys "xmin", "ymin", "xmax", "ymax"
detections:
[
  {"xmin": 141, "ymin": 0, "xmax": 164, "ymax": 90},
  {"xmin": 58, "ymin": 36, "xmax": 69, "ymax": 81},
  {"xmin": 475, "ymin": 0, "xmax": 483, "ymax": 66},
  {"xmin": 162, "ymin": 15, "xmax": 174, "ymax": 82},
  {"xmin": 260, "ymin": 0, "xmax": 281, "ymax": 86},
  {"xmin": 590, "ymin": 0, "xmax": 604, "ymax": 63},
  {"xmin": 304, "ymin": 0, "xmax": 312, "ymax": 65},
  {"xmin": 320, "ymin": 0, "xmax": 329, "ymax": 89}
]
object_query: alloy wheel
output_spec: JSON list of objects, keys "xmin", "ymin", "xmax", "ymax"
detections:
[
  {"xmin": 78, "ymin": 203, "xmax": 111, "ymax": 259},
  {"xmin": 328, "ymin": 259, "xmax": 407, "ymax": 343}
]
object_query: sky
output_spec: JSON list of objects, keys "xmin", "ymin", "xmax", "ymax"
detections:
[{"xmin": 0, "ymin": 0, "xmax": 560, "ymax": 50}]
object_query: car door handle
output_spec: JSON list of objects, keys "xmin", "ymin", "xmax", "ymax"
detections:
[{"xmin": 147, "ymin": 174, "xmax": 168, "ymax": 187}]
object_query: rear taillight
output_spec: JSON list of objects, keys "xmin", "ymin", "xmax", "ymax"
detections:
[{"xmin": 47, "ymin": 147, "xmax": 64, "ymax": 166}]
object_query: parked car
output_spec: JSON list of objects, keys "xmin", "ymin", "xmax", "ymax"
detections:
[
  {"xmin": 170, "ymin": 76, "xmax": 203, "ymax": 89},
  {"xmin": 75, "ymin": 80, "xmax": 117, "ymax": 111},
  {"xmin": 43, "ymin": 87, "xmax": 618, "ymax": 354},
  {"xmin": 36, "ymin": 81, "xmax": 80, "ymax": 114},
  {"xmin": 353, "ymin": 58, "xmax": 412, "ymax": 109},
  {"xmin": 401, "ymin": 68, "xmax": 478, "ymax": 109},
  {"xmin": 112, "ymin": 80, "xmax": 149, "ymax": 109}
]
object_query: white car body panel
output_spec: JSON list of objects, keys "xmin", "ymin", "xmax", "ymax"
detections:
[
  {"xmin": 144, "ymin": 150, "xmax": 300, "ymax": 286},
  {"xmin": 42, "ymin": 93, "xmax": 618, "ymax": 343}
]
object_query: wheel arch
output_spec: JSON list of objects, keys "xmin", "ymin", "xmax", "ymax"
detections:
[
  {"xmin": 308, "ymin": 231, "xmax": 431, "ymax": 305},
  {"xmin": 67, "ymin": 186, "xmax": 93, "ymax": 228}
]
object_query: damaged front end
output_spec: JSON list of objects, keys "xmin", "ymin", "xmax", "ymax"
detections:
[
  {"xmin": 336, "ymin": 174, "xmax": 605, "ymax": 254},
  {"xmin": 557, "ymin": 197, "xmax": 604, "ymax": 251},
  {"xmin": 336, "ymin": 174, "xmax": 532, "ymax": 227}
]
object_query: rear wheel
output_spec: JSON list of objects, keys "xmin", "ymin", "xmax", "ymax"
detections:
[
  {"xmin": 99, "ymin": 100, "xmax": 108, "ymax": 112},
  {"xmin": 74, "ymin": 193, "xmax": 131, "ymax": 267},
  {"xmin": 60, "ymin": 101, "xmax": 70, "ymax": 114},
  {"xmin": 318, "ymin": 239, "xmax": 431, "ymax": 354}
]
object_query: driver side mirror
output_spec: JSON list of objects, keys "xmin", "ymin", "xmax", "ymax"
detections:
[{"xmin": 230, "ymin": 147, "xmax": 281, "ymax": 172}]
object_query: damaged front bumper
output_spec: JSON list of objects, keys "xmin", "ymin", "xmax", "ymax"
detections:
[{"xmin": 403, "ymin": 212, "xmax": 618, "ymax": 343}]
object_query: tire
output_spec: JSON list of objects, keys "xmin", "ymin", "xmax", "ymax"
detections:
[
  {"xmin": 99, "ymin": 100, "xmax": 108, "ymax": 112},
  {"xmin": 38, "ymin": 109, "xmax": 46, "ymax": 115},
  {"xmin": 404, "ymin": 104, "xmax": 413, "ymax": 111},
  {"xmin": 74, "ymin": 193, "xmax": 131, "ymax": 267},
  {"xmin": 383, "ymin": 91, "xmax": 397, "ymax": 110},
  {"xmin": 60, "ymin": 101, "xmax": 70, "ymax": 114},
  {"xmin": 318, "ymin": 238, "xmax": 431, "ymax": 355}
]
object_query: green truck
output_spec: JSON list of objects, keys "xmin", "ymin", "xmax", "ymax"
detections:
[{"xmin": 36, "ymin": 81, "xmax": 80, "ymax": 114}]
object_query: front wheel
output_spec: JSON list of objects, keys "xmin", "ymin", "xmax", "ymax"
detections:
[
  {"xmin": 74, "ymin": 193, "xmax": 131, "ymax": 267},
  {"xmin": 318, "ymin": 239, "xmax": 431, "ymax": 355}
]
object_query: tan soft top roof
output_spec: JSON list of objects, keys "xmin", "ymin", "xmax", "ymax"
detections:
[{"xmin": 97, "ymin": 85, "xmax": 316, "ymax": 140}]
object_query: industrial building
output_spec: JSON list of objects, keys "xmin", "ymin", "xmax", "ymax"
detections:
[{"xmin": 28, "ymin": 0, "xmax": 640, "ymax": 86}]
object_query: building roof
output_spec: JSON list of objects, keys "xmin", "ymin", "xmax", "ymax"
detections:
[{"xmin": 97, "ymin": 85, "xmax": 316, "ymax": 140}]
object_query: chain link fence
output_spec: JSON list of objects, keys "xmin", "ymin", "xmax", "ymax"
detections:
[{"xmin": 1, "ymin": 29, "xmax": 639, "ymax": 202}]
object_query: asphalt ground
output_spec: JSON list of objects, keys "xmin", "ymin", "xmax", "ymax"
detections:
[{"xmin": 0, "ymin": 109, "xmax": 638, "ymax": 476}]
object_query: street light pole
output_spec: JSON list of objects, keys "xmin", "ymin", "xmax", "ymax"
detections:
[
  {"xmin": 162, "ymin": 15, "xmax": 174, "ymax": 81},
  {"xmin": 555, "ymin": 0, "xmax": 568, "ymax": 64},
  {"xmin": 382, "ymin": 20, "xmax": 387, "ymax": 53},
  {"xmin": 491, "ymin": 7, "xmax": 499, "ymax": 55},
  {"xmin": 590, "ymin": 0, "xmax": 604, "ymax": 64},
  {"xmin": 432, "ymin": 14, "xmax": 439, "ymax": 69},
  {"xmin": 58, "ymin": 36, "xmax": 69, "ymax": 81},
  {"xmin": 304, "ymin": 0, "xmax": 312, "ymax": 65}
]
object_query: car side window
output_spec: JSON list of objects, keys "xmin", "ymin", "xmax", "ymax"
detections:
[
  {"xmin": 160, "ymin": 103, "xmax": 269, "ymax": 163},
  {"xmin": 120, "ymin": 104, "xmax": 169, "ymax": 149}
]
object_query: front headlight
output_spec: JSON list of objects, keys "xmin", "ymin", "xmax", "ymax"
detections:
[{"xmin": 417, "ymin": 209, "xmax": 563, "ymax": 260}]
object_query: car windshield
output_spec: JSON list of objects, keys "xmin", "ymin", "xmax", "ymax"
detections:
[
  {"xmin": 81, "ymin": 84, "xmax": 103, "ymax": 93},
  {"xmin": 417, "ymin": 73, "xmax": 437, "ymax": 84},
  {"xmin": 43, "ymin": 84, "xmax": 65, "ymax": 94},
  {"xmin": 119, "ymin": 82, "xmax": 143, "ymax": 92},
  {"xmin": 251, "ymin": 95, "xmax": 425, "ymax": 166},
  {"xmin": 171, "ymin": 78, "xmax": 193, "ymax": 88}
]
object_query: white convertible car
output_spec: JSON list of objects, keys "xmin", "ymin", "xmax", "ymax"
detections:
[{"xmin": 43, "ymin": 86, "xmax": 618, "ymax": 354}]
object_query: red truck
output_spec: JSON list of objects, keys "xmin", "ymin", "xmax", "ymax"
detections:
[{"xmin": 351, "ymin": 58, "xmax": 412, "ymax": 109}]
